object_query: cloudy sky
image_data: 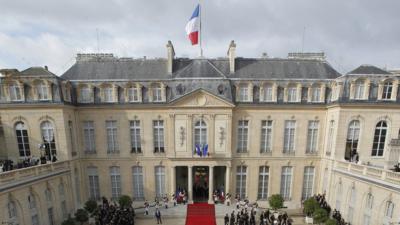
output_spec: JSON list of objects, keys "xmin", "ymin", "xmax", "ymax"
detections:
[{"xmin": 0, "ymin": 0, "xmax": 399, "ymax": 75}]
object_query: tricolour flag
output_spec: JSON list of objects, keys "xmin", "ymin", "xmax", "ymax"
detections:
[{"xmin": 185, "ymin": 4, "xmax": 200, "ymax": 45}]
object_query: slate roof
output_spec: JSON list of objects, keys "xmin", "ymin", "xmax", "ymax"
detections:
[
  {"xmin": 348, "ymin": 65, "xmax": 390, "ymax": 75},
  {"xmin": 61, "ymin": 56, "xmax": 342, "ymax": 80},
  {"xmin": 19, "ymin": 67, "xmax": 57, "ymax": 77}
]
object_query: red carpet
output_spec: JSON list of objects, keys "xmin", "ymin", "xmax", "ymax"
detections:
[{"xmin": 185, "ymin": 203, "xmax": 216, "ymax": 225}]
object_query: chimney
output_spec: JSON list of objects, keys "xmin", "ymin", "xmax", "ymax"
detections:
[
  {"xmin": 44, "ymin": 65, "xmax": 48, "ymax": 71},
  {"xmin": 227, "ymin": 40, "xmax": 236, "ymax": 74},
  {"xmin": 166, "ymin": 40, "xmax": 175, "ymax": 74}
]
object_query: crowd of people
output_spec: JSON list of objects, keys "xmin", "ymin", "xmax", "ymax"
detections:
[
  {"xmin": 312, "ymin": 194, "xmax": 349, "ymax": 225},
  {"xmin": 224, "ymin": 204, "xmax": 292, "ymax": 225},
  {"xmin": 0, "ymin": 155, "xmax": 58, "ymax": 173},
  {"xmin": 95, "ymin": 197, "xmax": 136, "ymax": 225}
]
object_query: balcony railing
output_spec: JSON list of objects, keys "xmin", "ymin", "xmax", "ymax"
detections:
[
  {"xmin": 334, "ymin": 161, "xmax": 400, "ymax": 185},
  {"xmin": 0, "ymin": 160, "xmax": 71, "ymax": 186}
]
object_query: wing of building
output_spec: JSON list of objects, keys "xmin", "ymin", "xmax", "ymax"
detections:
[{"xmin": 0, "ymin": 41, "xmax": 399, "ymax": 225}]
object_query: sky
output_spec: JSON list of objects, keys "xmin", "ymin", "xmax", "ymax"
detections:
[{"xmin": 0, "ymin": 0, "xmax": 399, "ymax": 75}]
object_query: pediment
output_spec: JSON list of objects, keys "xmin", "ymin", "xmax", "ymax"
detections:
[{"xmin": 170, "ymin": 89, "xmax": 234, "ymax": 108}]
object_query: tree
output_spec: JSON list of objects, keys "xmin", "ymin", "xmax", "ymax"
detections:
[
  {"xmin": 268, "ymin": 194, "xmax": 284, "ymax": 211},
  {"xmin": 75, "ymin": 209, "xmax": 89, "ymax": 225},
  {"xmin": 118, "ymin": 195, "xmax": 133, "ymax": 209},
  {"xmin": 303, "ymin": 198, "xmax": 319, "ymax": 217},
  {"xmin": 84, "ymin": 199, "xmax": 98, "ymax": 216},
  {"xmin": 313, "ymin": 208, "xmax": 328, "ymax": 225},
  {"xmin": 325, "ymin": 219, "xmax": 337, "ymax": 225},
  {"xmin": 61, "ymin": 216, "xmax": 76, "ymax": 225}
]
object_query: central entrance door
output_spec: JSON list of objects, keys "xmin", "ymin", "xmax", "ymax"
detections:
[{"xmin": 192, "ymin": 166, "xmax": 209, "ymax": 202}]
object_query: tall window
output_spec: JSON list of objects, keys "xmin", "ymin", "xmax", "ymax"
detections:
[
  {"xmin": 45, "ymin": 189, "xmax": 55, "ymax": 225},
  {"xmin": 83, "ymin": 121, "xmax": 96, "ymax": 153},
  {"xmin": 41, "ymin": 121, "xmax": 56, "ymax": 160},
  {"xmin": 9, "ymin": 83, "xmax": 22, "ymax": 101},
  {"xmin": 287, "ymin": 86, "xmax": 297, "ymax": 102},
  {"xmin": 106, "ymin": 120, "xmax": 118, "ymax": 153},
  {"xmin": 260, "ymin": 120, "xmax": 272, "ymax": 153},
  {"xmin": 347, "ymin": 187, "xmax": 356, "ymax": 224},
  {"xmin": 383, "ymin": 201, "xmax": 395, "ymax": 225},
  {"xmin": 302, "ymin": 166, "xmax": 315, "ymax": 200},
  {"xmin": 28, "ymin": 194, "xmax": 40, "ymax": 225},
  {"xmin": 345, "ymin": 120, "xmax": 360, "ymax": 161},
  {"xmin": 354, "ymin": 80, "xmax": 365, "ymax": 99},
  {"xmin": 15, "ymin": 122, "xmax": 30, "ymax": 157},
  {"xmin": 263, "ymin": 84, "xmax": 273, "ymax": 102},
  {"xmin": 87, "ymin": 167, "xmax": 100, "ymax": 200},
  {"xmin": 130, "ymin": 120, "xmax": 141, "ymax": 153},
  {"xmin": 326, "ymin": 120, "xmax": 335, "ymax": 156},
  {"xmin": 335, "ymin": 183, "xmax": 343, "ymax": 211},
  {"xmin": 80, "ymin": 87, "xmax": 91, "ymax": 103},
  {"xmin": 37, "ymin": 82, "xmax": 49, "ymax": 100},
  {"xmin": 68, "ymin": 121, "xmax": 76, "ymax": 156},
  {"xmin": 74, "ymin": 168, "xmax": 81, "ymax": 204},
  {"xmin": 236, "ymin": 166, "xmax": 247, "ymax": 199},
  {"xmin": 132, "ymin": 166, "xmax": 144, "ymax": 200},
  {"xmin": 103, "ymin": 87, "xmax": 113, "ymax": 102},
  {"xmin": 283, "ymin": 120, "xmax": 296, "ymax": 153},
  {"xmin": 8, "ymin": 200, "xmax": 19, "ymax": 225},
  {"xmin": 372, "ymin": 121, "xmax": 387, "ymax": 157},
  {"xmin": 238, "ymin": 84, "xmax": 249, "ymax": 101},
  {"xmin": 153, "ymin": 120, "xmax": 165, "ymax": 153},
  {"xmin": 155, "ymin": 166, "xmax": 165, "ymax": 197},
  {"xmin": 152, "ymin": 84, "xmax": 163, "ymax": 102},
  {"xmin": 280, "ymin": 166, "xmax": 293, "ymax": 200},
  {"xmin": 306, "ymin": 121, "xmax": 319, "ymax": 153},
  {"xmin": 257, "ymin": 166, "xmax": 269, "ymax": 200},
  {"xmin": 311, "ymin": 86, "xmax": 321, "ymax": 102},
  {"xmin": 128, "ymin": 86, "xmax": 140, "ymax": 102},
  {"xmin": 110, "ymin": 166, "xmax": 121, "ymax": 200},
  {"xmin": 194, "ymin": 120, "xmax": 207, "ymax": 150},
  {"xmin": 237, "ymin": 120, "xmax": 249, "ymax": 153},
  {"xmin": 59, "ymin": 183, "xmax": 67, "ymax": 219},
  {"xmin": 382, "ymin": 81, "xmax": 393, "ymax": 100},
  {"xmin": 363, "ymin": 193, "xmax": 373, "ymax": 225}
]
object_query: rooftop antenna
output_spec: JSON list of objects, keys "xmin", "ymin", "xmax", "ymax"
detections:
[
  {"xmin": 301, "ymin": 26, "xmax": 306, "ymax": 53},
  {"xmin": 96, "ymin": 28, "xmax": 100, "ymax": 53}
]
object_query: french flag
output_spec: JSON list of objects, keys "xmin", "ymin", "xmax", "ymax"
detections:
[{"xmin": 185, "ymin": 4, "xmax": 200, "ymax": 45}]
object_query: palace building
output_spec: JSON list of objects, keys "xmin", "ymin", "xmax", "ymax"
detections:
[{"xmin": 0, "ymin": 40, "xmax": 399, "ymax": 225}]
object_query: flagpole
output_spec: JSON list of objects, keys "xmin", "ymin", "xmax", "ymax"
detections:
[{"xmin": 199, "ymin": 2, "xmax": 203, "ymax": 57}]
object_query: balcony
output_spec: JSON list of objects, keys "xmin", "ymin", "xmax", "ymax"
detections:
[
  {"xmin": 0, "ymin": 160, "xmax": 71, "ymax": 190},
  {"xmin": 334, "ymin": 161, "xmax": 400, "ymax": 186}
]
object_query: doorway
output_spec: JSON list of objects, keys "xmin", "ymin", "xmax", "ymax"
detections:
[{"xmin": 192, "ymin": 166, "xmax": 209, "ymax": 202}]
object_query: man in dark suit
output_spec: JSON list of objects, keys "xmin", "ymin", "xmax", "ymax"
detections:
[{"xmin": 155, "ymin": 209, "xmax": 162, "ymax": 224}]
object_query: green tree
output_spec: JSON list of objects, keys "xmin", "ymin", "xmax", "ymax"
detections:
[
  {"xmin": 84, "ymin": 199, "xmax": 98, "ymax": 216},
  {"xmin": 61, "ymin": 216, "xmax": 76, "ymax": 225},
  {"xmin": 74, "ymin": 209, "xmax": 89, "ymax": 225},
  {"xmin": 268, "ymin": 194, "xmax": 284, "ymax": 211},
  {"xmin": 303, "ymin": 198, "xmax": 319, "ymax": 217},
  {"xmin": 313, "ymin": 208, "xmax": 328, "ymax": 225},
  {"xmin": 325, "ymin": 219, "xmax": 337, "ymax": 225},
  {"xmin": 118, "ymin": 195, "xmax": 133, "ymax": 209}
]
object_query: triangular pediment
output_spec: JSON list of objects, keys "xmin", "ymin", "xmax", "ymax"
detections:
[{"xmin": 170, "ymin": 89, "xmax": 234, "ymax": 108}]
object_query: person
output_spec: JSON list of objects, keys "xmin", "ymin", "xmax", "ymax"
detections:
[
  {"xmin": 155, "ymin": 209, "xmax": 162, "ymax": 224},
  {"xmin": 224, "ymin": 213, "xmax": 230, "ymax": 225},
  {"xmin": 163, "ymin": 195, "xmax": 168, "ymax": 209},
  {"xmin": 144, "ymin": 200, "xmax": 149, "ymax": 215}
]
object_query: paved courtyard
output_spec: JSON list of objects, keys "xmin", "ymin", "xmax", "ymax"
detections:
[{"xmin": 134, "ymin": 203, "xmax": 307, "ymax": 225}]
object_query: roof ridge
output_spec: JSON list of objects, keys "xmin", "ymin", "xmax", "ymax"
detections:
[{"xmin": 205, "ymin": 59, "xmax": 227, "ymax": 78}]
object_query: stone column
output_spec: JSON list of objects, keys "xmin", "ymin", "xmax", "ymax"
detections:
[
  {"xmin": 225, "ymin": 166, "xmax": 231, "ymax": 194},
  {"xmin": 188, "ymin": 166, "xmax": 193, "ymax": 203},
  {"xmin": 170, "ymin": 166, "xmax": 176, "ymax": 196},
  {"xmin": 208, "ymin": 166, "xmax": 214, "ymax": 204}
]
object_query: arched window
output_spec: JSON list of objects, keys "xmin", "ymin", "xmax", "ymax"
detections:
[
  {"xmin": 363, "ymin": 193, "xmax": 374, "ymax": 225},
  {"xmin": 345, "ymin": 120, "xmax": 360, "ymax": 161},
  {"xmin": 28, "ymin": 194, "xmax": 40, "ymax": 225},
  {"xmin": 383, "ymin": 201, "xmax": 395, "ymax": 225},
  {"xmin": 194, "ymin": 120, "xmax": 207, "ymax": 152},
  {"xmin": 15, "ymin": 122, "xmax": 30, "ymax": 157},
  {"xmin": 372, "ymin": 121, "xmax": 387, "ymax": 157},
  {"xmin": 382, "ymin": 81, "xmax": 393, "ymax": 100},
  {"xmin": 354, "ymin": 80, "xmax": 365, "ymax": 100},
  {"xmin": 36, "ymin": 81, "xmax": 49, "ymax": 101},
  {"xmin": 40, "ymin": 121, "xmax": 57, "ymax": 160},
  {"xmin": 9, "ymin": 82, "xmax": 22, "ymax": 101},
  {"xmin": 7, "ymin": 200, "xmax": 19, "ymax": 225}
]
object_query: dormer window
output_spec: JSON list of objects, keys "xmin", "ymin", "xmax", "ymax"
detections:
[
  {"xmin": 354, "ymin": 80, "xmax": 365, "ymax": 100},
  {"xmin": 262, "ymin": 83, "xmax": 273, "ymax": 102},
  {"xmin": 9, "ymin": 83, "xmax": 22, "ymax": 101},
  {"xmin": 37, "ymin": 82, "xmax": 49, "ymax": 100},
  {"xmin": 80, "ymin": 86, "xmax": 91, "ymax": 103},
  {"xmin": 238, "ymin": 84, "xmax": 249, "ymax": 102},
  {"xmin": 310, "ymin": 84, "xmax": 324, "ymax": 103},
  {"xmin": 152, "ymin": 83, "xmax": 163, "ymax": 102},
  {"xmin": 128, "ymin": 86, "xmax": 140, "ymax": 102},
  {"xmin": 287, "ymin": 86, "xmax": 297, "ymax": 102},
  {"xmin": 103, "ymin": 87, "xmax": 113, "ymax": 102},
  {"xmin": 382, "ymin": 81, "xmax": 393, "ymax": 100}
]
